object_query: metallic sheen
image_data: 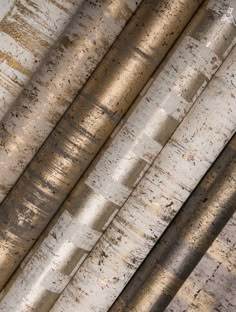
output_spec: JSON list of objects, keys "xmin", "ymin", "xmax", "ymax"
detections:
[
  {"xmin": 0, "ymin": 0, "xmax": 202, "ymax": 298},
  {"xmin": 0, "ymin": 0, "xmax": 210, "ymax": 308},
  {"xmin": 51, "ymin": 9, "xmax": 236, "ymax": 311}
]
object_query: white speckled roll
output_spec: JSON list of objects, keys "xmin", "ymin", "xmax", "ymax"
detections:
[{"xmin": 51, "ymin": 34, "xmax": 236, "ymax": 312}]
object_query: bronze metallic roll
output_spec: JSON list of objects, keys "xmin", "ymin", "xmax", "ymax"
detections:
[
  {"xmin": 0, "ymin": 0, "xmax": 141, "ymax": 203},
  {"xmin": 50, "ymin": 5, "xmax": 236, "ymax": 311},
  {"xmin": 0, "ymin": 0, "xmax": 84, "ymax": 119},
  {"xmin": 0, "ymin": 0, "xmax": 201, "ymax": 296},
  {"xmin": 110, "ymin": 134, "xmax": 236, "ymax": 312}
]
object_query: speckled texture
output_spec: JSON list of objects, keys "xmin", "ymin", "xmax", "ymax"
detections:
[
  {"xmin": 0, "ymin": 1, "xmax": 208, "ymax": 309},
  {"xmin": 0, "ymin": 0, "xmax": 203, "ymax": 301},
  {"xmin": 50, "ymin": 21, "xmax": 236, "ymax": 312},
  {"xmin": 110, "ymin": 134, "xmax": 236, "ymax": 312},
  {"xmin": 0, "ymin": 0, "xmax": 84, "ymax": 118},
  {"xmin": 166, "ymin": 213, "xmax": 236, "ymax": 312},
  {"xmin": 0, "ymin": 0, "xmax": 141, "ymax": 204}
]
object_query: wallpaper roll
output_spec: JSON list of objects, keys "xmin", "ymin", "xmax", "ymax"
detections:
[
  {"xmin": 0, "ymin": 0, "xmax": 202, "ymax": 297},
  {"xmin": 0, "ymin": 1, "xmax": 203, "ymax": 302},
  {"xmin": 0, "ymin": 0, "xmax": 142, "ymax": 203},
  {"xmin": 51, "ymin": 14, "xmax": 236, "ymax": 312},
  {"xmin": 0, "ymin": 0, "xmax": 84, "ymax": 119},
  {"xmin": 110, "ymin": 134, "xmax": 236, "ymax": 311},
  {"xmin": 0, "ymin": 0, "xmax": 233, "ymax": 310}
]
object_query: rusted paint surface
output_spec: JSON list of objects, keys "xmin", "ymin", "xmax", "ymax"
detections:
[
  {"xmin": 50, "ymin": 11, "xmax": 236, "ymax": 312},
  {"xmin": 0, "ymin": 0, "xmax": 141, "ymax": 204},
  {"xmin": 110, "ymin": 135, "xmax": 236, "ymax": 311},
  {"xmin": 0, "ymin": 0, "xmax": 204, "ymax": 308},
  {"xmin": 0, "ymin": 0, "xmax": 84, "ymax": 118}
]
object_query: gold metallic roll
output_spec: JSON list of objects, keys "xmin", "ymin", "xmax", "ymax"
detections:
[
  {"xmin": 0, "ymin": 0, "xmax": 141, "ymax": 203},
  {"xmin": 50, "ymin": 3, "xmax": 236, "ymax": 311},
  {"xmin": 110, "ymin": 134, "xmax": 236, "ymax": 312},
  {"xmin": 0, "ymin": 0, "xmax": 84, "ymax": 118},
  {"xmin": 0, "ymin": 0, "xmax": 201, "ymax": 296}
]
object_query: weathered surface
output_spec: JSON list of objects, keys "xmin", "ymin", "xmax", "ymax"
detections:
[
  {"xmin": 0, "ymin": 0, "xmax": 141, "ymax": 203},
  {"xmin": 166, "ymin": 213, "xmax": 236, "ymax": 312},
  {"xmin": 0, "ymin": 0, "xmax": 203, "ymax": 301},
  {"xmin": 51, "ymin": 15, "xmax": 236, "ymax": 312},
  {"xmin": 0, "ymin": 0, "xmax": 84, "ymax": 118},
  {"xmin": 110, "ymin": 135, "xmax": 236, "ymax": 311}
]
